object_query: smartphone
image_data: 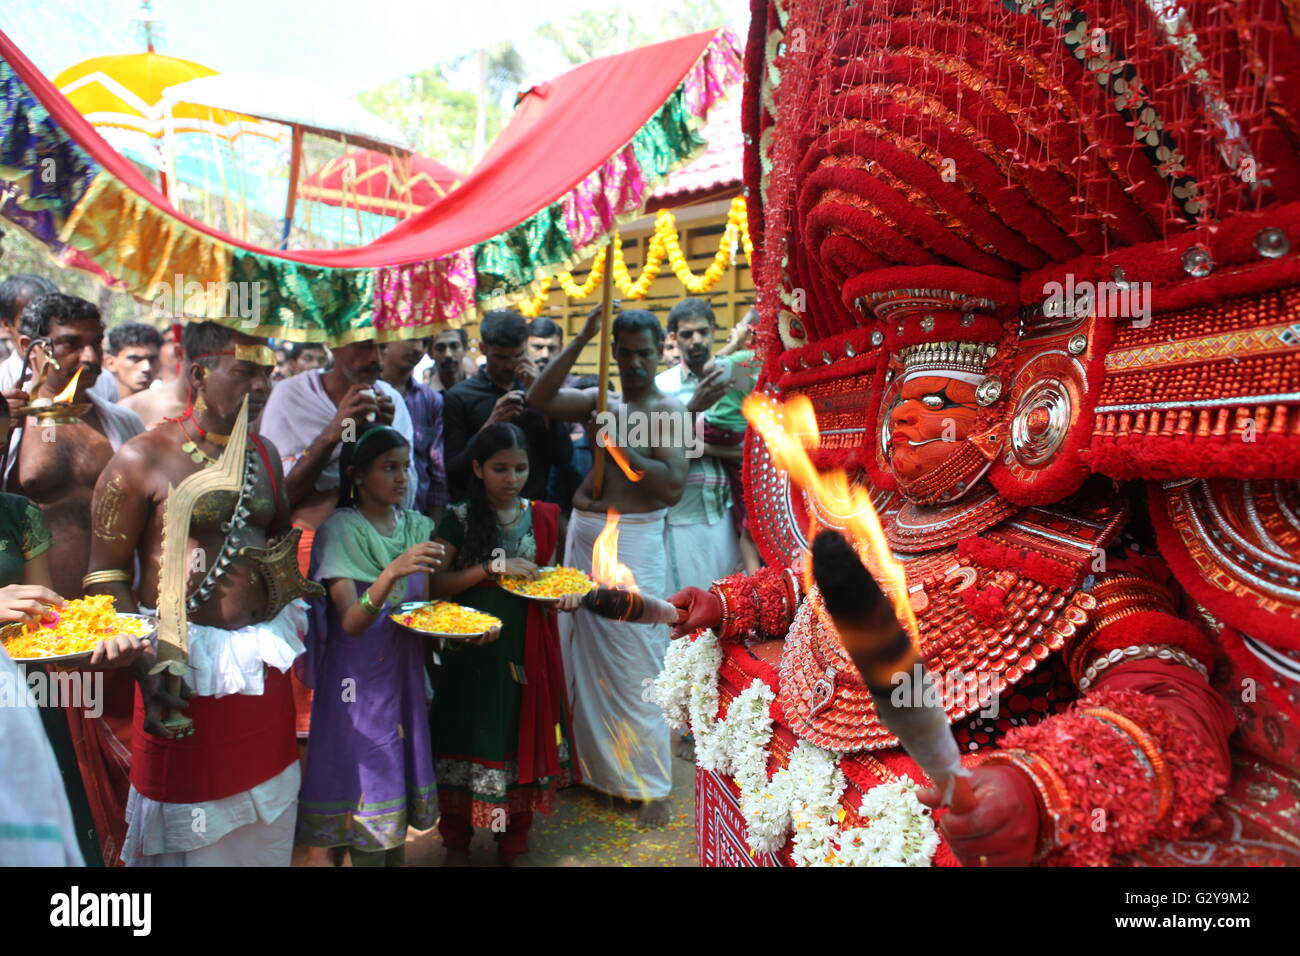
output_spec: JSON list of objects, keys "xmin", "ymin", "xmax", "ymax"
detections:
[{"xmin": 726, "ymin": 356, "xmax": 757, "ymax": 394}]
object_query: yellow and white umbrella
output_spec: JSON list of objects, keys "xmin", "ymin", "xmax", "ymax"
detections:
[{"xmin": 53, "ymin": 51, "xmax": 283, "ymax": 141}]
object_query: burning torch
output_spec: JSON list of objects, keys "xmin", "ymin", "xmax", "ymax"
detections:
[
  {"xmin": 743, "ymin": 393, "xmax": 975, "ymax": 811},
  {"xmin": 812, "ymin": 529, "xmax": 975, "ymax": 811},
  {"xmin": 572, "ymin": 509, "xmax": 686, "ymax": 626}
]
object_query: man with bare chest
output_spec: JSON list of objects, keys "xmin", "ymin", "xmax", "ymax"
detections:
[
  {"xmin": 85, "ymin": 322, "xmax": 315, "ymax": 866},
  {"xmin": 528, "ymin": 306, "xmax": 688, "ymax": 826},
  {"xmin": 5, "ymin": 294, "xmax": 143, "ymax": 598}
]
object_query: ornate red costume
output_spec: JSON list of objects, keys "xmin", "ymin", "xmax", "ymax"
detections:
[{"xmin": 667, "ymin": 0, "xmax": 1300, "ymax": 866}]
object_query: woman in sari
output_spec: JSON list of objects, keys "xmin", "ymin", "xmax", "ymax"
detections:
[
  {"xmin": 430, "ymin": 423, "xmax": 575, "ymax": 866},
  {"xmin": 296, "ymin": 425, "xmax": 449, "ymax": 866}
]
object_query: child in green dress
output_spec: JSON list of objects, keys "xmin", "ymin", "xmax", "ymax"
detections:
[{"xmin": 429, "ymin": 423, "xmax": 574, "ymax": 866}]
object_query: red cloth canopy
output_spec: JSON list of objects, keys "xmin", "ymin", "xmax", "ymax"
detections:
[{"xmin": 0, "ymin": 28, "xmax": 721, "ymax": 267}]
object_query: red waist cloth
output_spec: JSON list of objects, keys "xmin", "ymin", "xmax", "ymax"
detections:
[
  {"xmin": 130, "ymin": 667, "xmax": 297, "ymax": 804},
  {"xmin": 63, "ymin": 669, "xmax": 134, "ymax": 866}
]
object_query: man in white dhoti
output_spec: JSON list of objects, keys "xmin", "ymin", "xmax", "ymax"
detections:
[
  {"xmin": 528, "ymin": 305, "xmax": 689, "ymax": 826},
  {"xmin": 655, "ymin": 299, "xmax": 741, "ymax": 594}
]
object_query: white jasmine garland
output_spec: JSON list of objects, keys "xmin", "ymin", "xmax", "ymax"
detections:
[
  {"xmin": 829, "ymin": 779, "xmax": 940, "ymax": 867},
  {"xmin": 652, "ymin": 633, "xmax": 937, "ymax": 867},
  {"xmin": 651, "ymin": 630, "xmax": 723, "ymax": 769},
  {"xmin": 783, "ymin": 741, "xmax": 848, "ymax": 866}
]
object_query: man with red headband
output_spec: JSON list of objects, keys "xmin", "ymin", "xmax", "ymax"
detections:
[{"xmin": 85, "ymin": 321, "xmax": 318, "ymax": 866}]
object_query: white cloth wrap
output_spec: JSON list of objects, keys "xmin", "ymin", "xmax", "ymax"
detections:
[
  {"xmin": 663, "ymin": 514, "xmax": 742, "ymax": 595},
  {"xmin": 143, "ymin": 599, "xmax": 308, "ymax": 698},
  {"xmin": 122, "ymin": 763, "xmax": 299, "ymax": 865},
  {"xmin": 560, "ymin": 508, "xmax": 673, "ymax": 801}
]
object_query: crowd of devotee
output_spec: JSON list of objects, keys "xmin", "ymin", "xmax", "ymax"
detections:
[{"xmin": 0, "ymin": 266, "xmax": 758, "ymax": 867}]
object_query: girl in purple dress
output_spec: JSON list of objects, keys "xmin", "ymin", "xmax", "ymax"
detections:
[{"xmin": 295, "ymin": 424, "xmax": 450, "ymax": 866}]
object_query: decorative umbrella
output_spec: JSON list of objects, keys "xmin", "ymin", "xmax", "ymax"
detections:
[
  {"xmin": 53, "ymin": 52, "xmax": 281, "ymax": 140},
  {"xmin": 160, "ymin": 72, "xmax": 412, "ymax": 243},
  {"xmin": 298, "ymin": 149, "xmax": 462, "ymax": 220}
]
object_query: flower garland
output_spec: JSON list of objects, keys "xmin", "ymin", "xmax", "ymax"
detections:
[
  {"xmin": 518, "ymin": 274, "xmax": 554, "ymax": 317},
  {"xmin": 613, "ymin": 229, "xmax": 667, "ymax": 298},
  {"xmin": 512, "ymin": 197, "xmax": 754, "ymax": 314},
  {"xmin": 660, "ymin": 197, "xmax": 745, "ymax": 294},
  {"xmin": 831, "ymin": 780, "xmax": 941, "ymax": 867},
  {"xmin": 783, "ymin": 741, "xmax": 848, "ymax": 865},
  {"xmin": 653, "ymin": 638, "xmax": 938, "ymax": 866},
  {"xmin": 651, "ymin": 629, "xmax": 722, "ymax": 751}
]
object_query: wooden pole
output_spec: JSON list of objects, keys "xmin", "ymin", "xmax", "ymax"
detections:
[
  {"xmin": 280, "ymin": 125, "xmax": 304, "ymax": 248},
  {"xmin": 591, "ymin": 239, "xmax": 615, "ymax": 500}
]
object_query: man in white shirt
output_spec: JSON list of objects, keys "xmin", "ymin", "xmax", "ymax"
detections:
[
  {"xmin": 654, "ymin": 298, "xmax": 740, "ymax": 595},
  {"xmin": 259, "ymin": 337, "xmax": 417, "ymax": 568}
]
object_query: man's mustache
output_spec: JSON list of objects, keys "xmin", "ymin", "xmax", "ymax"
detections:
[{"xmin": 360, "ymin": 364, "xmax": 383, "ymax": 375}]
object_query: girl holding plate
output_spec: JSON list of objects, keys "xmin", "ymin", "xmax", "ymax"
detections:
[{"xmin": 429, "ymin": 422, "xmax": 575, "ymax": 866}]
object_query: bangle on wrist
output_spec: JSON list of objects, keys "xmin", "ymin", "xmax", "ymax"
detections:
[
  {"xmin": 358, "ymin": 590, "xmax": 382, "ymax": 615},
  {"xmin": 975, "ymin": 748, "xmax": 1075, "ymax": 862}
]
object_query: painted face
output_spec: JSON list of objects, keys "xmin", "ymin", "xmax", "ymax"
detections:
[
  {"xmin": 887, "ymin": 375, "xmax": 980, "ymax": 481},
  {"xmin": 355, "ymin": 445, "xmax": 411, "ymax": 507},
  {"xmin": 473, "ymin": 446, "xmax": 529, "ymax": 503}
]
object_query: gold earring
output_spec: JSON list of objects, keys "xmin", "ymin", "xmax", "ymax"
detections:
[{"xmin": 193, "ymin": 394, "xmax": 209, "ymax": 416}]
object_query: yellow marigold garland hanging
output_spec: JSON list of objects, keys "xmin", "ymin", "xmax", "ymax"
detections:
[
  {"xmin": 518, "ymin": 275, "xmax": 553, "ymax": 317},
  {"xmin": 512, "ymin": 197, "xmax": 753, "ymax": 313},
  {"xmin": 612, "ymin": 230, "xmax": 667, "ymax": 299},
  {"xmin": 658, "ymin": 195, "xmax": 749, "ymax": 295},
  {"xmin": 557, "ymin": 245, "xmax": 607, "ymax": 299}
]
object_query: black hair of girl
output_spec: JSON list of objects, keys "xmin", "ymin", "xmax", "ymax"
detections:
[
  {"xmin": 336, "ymin": 424, "xmax": 410, "ymax": 508},
  {"xmin": 459, "ymin": 422, "xmax": 529, "ymax": 567}
]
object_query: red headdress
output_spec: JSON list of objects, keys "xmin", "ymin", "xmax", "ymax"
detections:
[{"xmin": 741, "ymin": 0, "xmax": 1300, "ymax": 648}]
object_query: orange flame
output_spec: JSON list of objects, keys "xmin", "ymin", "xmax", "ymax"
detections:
[
  {"xmin": 742, "ymin": 393, "xmax": 919, "ymax": 644},
  {"xmin": 52, "ymin": 367, "xmax": 84, "ymax": 405},
  {"xmin": 605, "ymin": 443, "xmax": 645, "ymax": 483},
  {"xmin": 591, "ymin": 509, "xmax": 638, "ymax": 591}
]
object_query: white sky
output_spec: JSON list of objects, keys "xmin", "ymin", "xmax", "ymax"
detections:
[{"xmin": 1, "ymin": 0, "xmax": 750, "ymax": 96}]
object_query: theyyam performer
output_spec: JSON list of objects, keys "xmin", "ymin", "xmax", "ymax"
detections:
[
  {"xmin": 85, "ymin": 321, "xmax": 322, "ymax": 866},
  {"xmin": 664, "ymin": 0, "xmax": 1300, "ymax": 866}
]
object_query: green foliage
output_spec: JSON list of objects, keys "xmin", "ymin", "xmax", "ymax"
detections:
[
  {"xmin": 0, "ymin": 227, "xmax": 146, "ymax": 326},
  {"xmin": 538, "ymin": 2, "xmax": 731, "ymax": 64},
  {"xmin": 359, "ymin": 66, "xmax": 508, "ymax": 175}
]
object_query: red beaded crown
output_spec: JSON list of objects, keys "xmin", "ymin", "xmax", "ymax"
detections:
[{"xmin": 740, "ymin": 0, "xmax": 1300, "ymax": 644}]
